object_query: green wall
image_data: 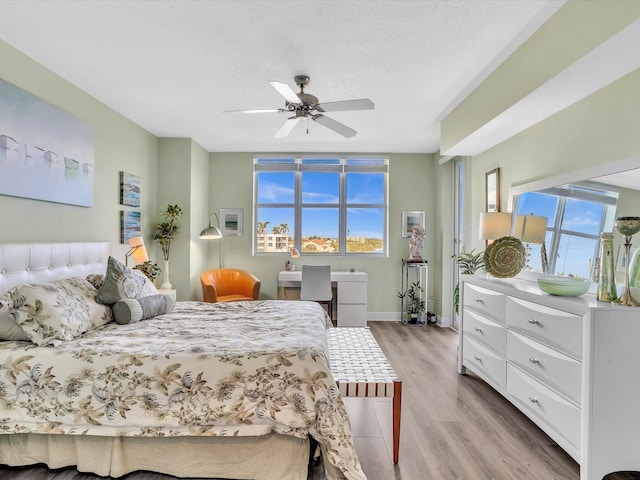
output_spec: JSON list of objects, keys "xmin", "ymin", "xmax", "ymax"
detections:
[
  {"xmin": 0, "ymin": 39, "xmax": 159, "ymax": 261},
  {"xmin": 209, "ymin": 152, "xmax": 436, "ymax": 318},
  {"xmin": 441, "ymin": 2, "xmax": 640, "ymax": 288}
]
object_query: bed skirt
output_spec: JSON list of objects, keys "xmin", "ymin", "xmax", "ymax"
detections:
[{"xmin": 0, "ymin": 433, "xmax": 344, "ymax": 480}]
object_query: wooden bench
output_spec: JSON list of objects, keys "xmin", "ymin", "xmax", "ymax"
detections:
[{"xmin": 326, "ymin": 327, "xmax": 402, "ymax": 464}]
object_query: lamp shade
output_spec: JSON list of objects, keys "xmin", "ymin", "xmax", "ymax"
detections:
[
  {"xmin": 290, "ymin": 247, "xmax": 300, "ymax": 258},
  {"xmin": 126, "ymin": 236, "xmax": 149, "ymax": 265},
  {"xmin": 513, "ymin": 214, "xmax": 548, "ymax": 244},
  {"xmin": 479, "ymin": 212, "xmax": 512, "ymax": 240},
  {"xmin": 200, "ymin": 213, "xmax": 223, "ymax": 239}
]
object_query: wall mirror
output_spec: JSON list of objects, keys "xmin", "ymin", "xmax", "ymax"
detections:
[{"xmin": 508, "ymin": 156, "xmax": 640, "ymax": 280}]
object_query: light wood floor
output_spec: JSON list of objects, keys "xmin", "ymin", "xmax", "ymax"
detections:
[{"xmin": 1, "ymin": 321, "xmax": 639, "ymax": 480}]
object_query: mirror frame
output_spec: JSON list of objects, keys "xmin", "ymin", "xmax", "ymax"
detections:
[{"xmin": 508, "ymin": 155, "xmax": 640, "ymax": 211}]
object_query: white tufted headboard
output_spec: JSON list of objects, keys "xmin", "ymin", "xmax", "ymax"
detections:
[{"xmin": 0, "ymin": 242, "xmax": 110, "ymax": 296}]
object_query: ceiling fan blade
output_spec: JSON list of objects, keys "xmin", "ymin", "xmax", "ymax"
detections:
[
  {"xmin": 274, "ymin": 117, "xmax": 304, "ymax": 138},
  {"xmin": 315, "ymin": 98, "xmax": 374, "ymax": 112},
  {"xmin": 224, "ymin": 108, "xmax": 285, "ymax": 114},
  {"xmin": 269, "ymin": 81, "xmax": 301, "ymax": 104},
  {"xmin": 312, "ymin": 114, "xmax": 357, "ymax": 138}
]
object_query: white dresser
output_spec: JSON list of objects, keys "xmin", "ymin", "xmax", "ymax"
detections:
[{"xmin": 458, "ymin": 274, "xmax": 640, "ymax": 480}]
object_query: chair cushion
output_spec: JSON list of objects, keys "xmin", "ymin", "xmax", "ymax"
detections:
[{"xmin": 217, "ymin": 294, "xmax": 255, "ymax": 302}]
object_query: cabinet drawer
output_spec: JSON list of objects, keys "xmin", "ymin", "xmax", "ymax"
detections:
[
  {"xmin": 337, "ymin": 304, "xmax": 367, "ymax": 327},
  {"xmin": 507, "ymin": 364, "xmax": 580, "ymax": 450},
  {"xmin": 462, "ymin": 335, "xmax": 505, "ymax": 390},
  {"xmin": 463, "ymin": 283, "xmax": 505, "ymax": 323},
  {"xmin": 506, "ymin": 296, "xmax": 582, "ymax": 360},
  {"xmin": 462, "ymin": 308, "xmax": 505, "ymax": 356},
  {"xmin": 507, "ymin": 330, "xmax": 581, "ymax": 405},
  {"xmin": 338, "ymin": 281, "xmax": 367, "ymax": 304}
]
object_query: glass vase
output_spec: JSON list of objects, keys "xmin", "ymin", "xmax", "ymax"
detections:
[
  {"xmin": 597, "ymin": 233, "xmax": 617, "ymax": 302},
  {"xmin": 160, "ymin": 259, "xmax": 172, "ymax": 290}
]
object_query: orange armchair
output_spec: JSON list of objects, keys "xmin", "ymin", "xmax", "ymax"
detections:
[{"xmin": 200, "ymin": 268, "xmax": 261, "ymax": 303}]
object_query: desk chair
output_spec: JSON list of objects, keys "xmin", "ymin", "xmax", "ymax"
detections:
[{"xmin": 300, "ymin": 265, "xmax": 334, "ymax": 326}]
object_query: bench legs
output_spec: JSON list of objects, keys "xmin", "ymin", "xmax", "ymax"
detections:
[{"xmin": 393, "ymin": 380, "xmax": 402, "ymax": 464}]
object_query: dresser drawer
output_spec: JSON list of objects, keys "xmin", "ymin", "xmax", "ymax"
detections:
[
  {"xmin": 506, "ymin": 296, "xmax": 582, "ymax": 360},
  {"xmin": 462, "ymin": 308, "xmax": 505, "ymax": 356},
  {"xmin": 462, "ymin": 335, "xmax": 506, "ymax": 390},
  {"xmin": 507, "ymin": 364, "xmax": 580, "ymax": 450},
  {"xmin": 463, "ymin": 283, "xmax": 506, "ymax": 323},
  {"xmin": 507, "ymin": 330, "xmax": 581, "ymax": 405}
]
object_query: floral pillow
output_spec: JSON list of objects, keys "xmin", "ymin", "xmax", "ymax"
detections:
[
  {"xmin": 0, "ymin": 277, "xmax": 114, "ymax": 346},
  {"xmin": 96, "ymin": 256, "xmax": 158, "ymax": 305}
]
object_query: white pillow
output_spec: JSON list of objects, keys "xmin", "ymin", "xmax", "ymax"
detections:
[{"xmin": 0, "ymin": 277, "xmax": 114, "ymax": 346}]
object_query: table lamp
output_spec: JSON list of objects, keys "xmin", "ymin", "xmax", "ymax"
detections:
[
  {"xmin": 513, "ymin": 214, "xmax": 548, "ymax": 273},
  {"xmin": 286, "ymin": 247, "xmax": 300, "ymax": 271},
  {"xmin": 125, "ymin": 236, "xmax": 149, "ymax": 266}
]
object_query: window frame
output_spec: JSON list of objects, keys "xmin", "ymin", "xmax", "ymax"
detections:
[
  {"xmin": 513, "ymin": 182, "xmax": 618, "ymax": 278},
  {"xmin": 253, "ymin": 155, "xmax": 388, "ymax": 256}
]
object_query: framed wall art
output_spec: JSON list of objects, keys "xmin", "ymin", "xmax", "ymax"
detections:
[
  {"xmin": 401, "ymin": 211, "xmax": 425, "ymax": 238},
  {"xmin": 119, "ymin": 171, "xmax": 140, "ymax": 207},
  {"xmin": 0, "ymin": 78, "xmax": 95, "ymax": 207},
  {"xmin": 485, "ymin": 167, "xmax": 500, "ymax": 212},
  {"xmin": 220, "ymin": 208, "xmax": 243, "ymax": 236},
  {"xmin": 120, "ymin": 210, "xmax": 141, "ymax": 243}
]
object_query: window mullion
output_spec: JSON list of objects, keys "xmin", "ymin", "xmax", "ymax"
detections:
[
  {"xmin": 294, "ymin": 169, "xmax": 302, "ymax": 252},
  {"xmin": 339, "ymin": 169, "xmax": 346, "ymax": 253}
]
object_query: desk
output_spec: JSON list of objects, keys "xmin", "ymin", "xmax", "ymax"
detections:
[{"xmin": 277, "ymin": 270, "xmax": 367, "ymax": 327}]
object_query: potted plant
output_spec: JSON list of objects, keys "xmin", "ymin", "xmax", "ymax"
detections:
[
  {"xmin": 453, "ymin": 246, "xmax": 485, "ymax": 314},
  {"xmin": 153, "ymin": 204, "xmax": 183, "ymax": 289},
  {"xmin": 396, "ymin": 281, "xmax": 427, "ymax": 324},
  {"xmin": 133, "ymin": 260, "xmax": 161, "ymax": 282}
]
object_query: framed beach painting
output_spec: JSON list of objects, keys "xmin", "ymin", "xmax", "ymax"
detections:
[
  {"xmin": 0, "ymin": 78, "xmax": 95, "ymax": 207},
  {"xmin": 401, "ymin": 211, "xmax": 425, "ymax": 238},
  {"xmin": 120, "ymin": 211, "xmax": 141, "ymax": 244},
  {"xmin": 119, "ymin": 171, "xmax": 140, "ymax": 207},
  {"xmin": 220, "ymin": 208, "xmax": 243, "ymax": 236}
]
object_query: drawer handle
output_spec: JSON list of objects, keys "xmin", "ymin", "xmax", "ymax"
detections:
[
  {"xmin": 473, "ymin": 355, "xmax": 482, "ymax": 363},
  {"xmin": 528, "ymin": 396, "xmax": 539, "ymax": 404},
  {"xmin": 474, "ymin": 327, "xmax": 483, "ymax": 333},
  {"xmin": 474, "ymin": 298, "xmax": 484, "ymax": 303},
  {"xmin": 528, "ymin": 319, "xmax": 539, "ymax": 325},
  {"xmin": 529, "ymin": 358, "xmax": 539, "ymax": 364}
]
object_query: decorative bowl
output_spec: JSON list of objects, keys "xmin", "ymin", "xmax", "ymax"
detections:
[{"xmin": 537, "ymin": 276, "xmax": 590, "ymax": 296}]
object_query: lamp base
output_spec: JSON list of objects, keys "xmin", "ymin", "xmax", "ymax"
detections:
[{"xmin": 612, "ymin": 293, "xmax": 640, "ymax": 307}]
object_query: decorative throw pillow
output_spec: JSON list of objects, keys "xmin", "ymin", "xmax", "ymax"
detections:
[
  {"xmin": 0, "ymin": 277, "xmax": 114, "ymax": 346},
  {"xmin": 86, "ymin": 273, "xmax": 106, "ymax": 290},
  {"xmin": 0, "ymin": 307, "xmax": 29, "ymax": 341},
  {"xmin": 112, "ymin": 294, "xmax": 176, "ymax": 325},
  {"xmin": 96, "ymin": 256, "xmax": 158, "ymax": 305}
]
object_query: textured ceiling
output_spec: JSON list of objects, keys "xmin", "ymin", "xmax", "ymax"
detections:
[{"xmin": 0, "ymin": 0, "xmax": 565, "ymax": 153}]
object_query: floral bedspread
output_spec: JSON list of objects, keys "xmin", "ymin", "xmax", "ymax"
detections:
[{"xmin": 0, "ymin": 300, "xmax": 365, "ymax": 480}]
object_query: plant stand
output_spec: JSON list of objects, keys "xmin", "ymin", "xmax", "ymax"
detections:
[{"xmin": 401, "ymin": 259, "xmax": 429, "ymax": 327}]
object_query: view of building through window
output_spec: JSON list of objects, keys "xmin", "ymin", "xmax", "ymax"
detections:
[{"xmin": 254, "ymin": 157, "xmax": 387, "ymax": 255}]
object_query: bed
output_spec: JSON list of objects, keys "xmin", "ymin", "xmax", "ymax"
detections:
[{"xmin": 0, "ymin": 242, "xmax": 365, "ymax": 480}]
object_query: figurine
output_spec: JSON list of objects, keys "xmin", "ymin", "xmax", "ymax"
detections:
[{"xmin": 409, "ymin": 225, "xmax": 425, "ymax": 260}]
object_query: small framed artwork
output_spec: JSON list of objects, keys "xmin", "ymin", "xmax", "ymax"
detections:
[
  {"xmin": 616, "ymin": 245, "xmax": 638, "ymax": 273},
  {"xmin": 485, "ymin": 168, "xmax": 500, "ymax": 212},
  {"xmin": 120, "ymin": 171, "xmax": 140, "ymax": 207},
  {"xmin": 120, "ymin": 210, "xmax": 141, "ymax": 243},
  {"xmin": 220, "ymin": 208, "xmax": 243, "ymax": 236},
  {"xmin": 401, "ymin": 211, "xmax": 425, "ymax": 238}
]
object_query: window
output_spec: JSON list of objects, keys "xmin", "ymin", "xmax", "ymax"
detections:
[
  {"xmin": 254, "ymin": 156, "xmax": 388, "ymax": 255},
  {"xmin": 514, "ymin": 183, "xmax": 618, "ymax": 279}
]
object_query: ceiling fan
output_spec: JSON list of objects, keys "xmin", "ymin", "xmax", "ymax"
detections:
[{"xmin": 224, "ymin": 75, "xmax": 374, "ymax": 138}]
